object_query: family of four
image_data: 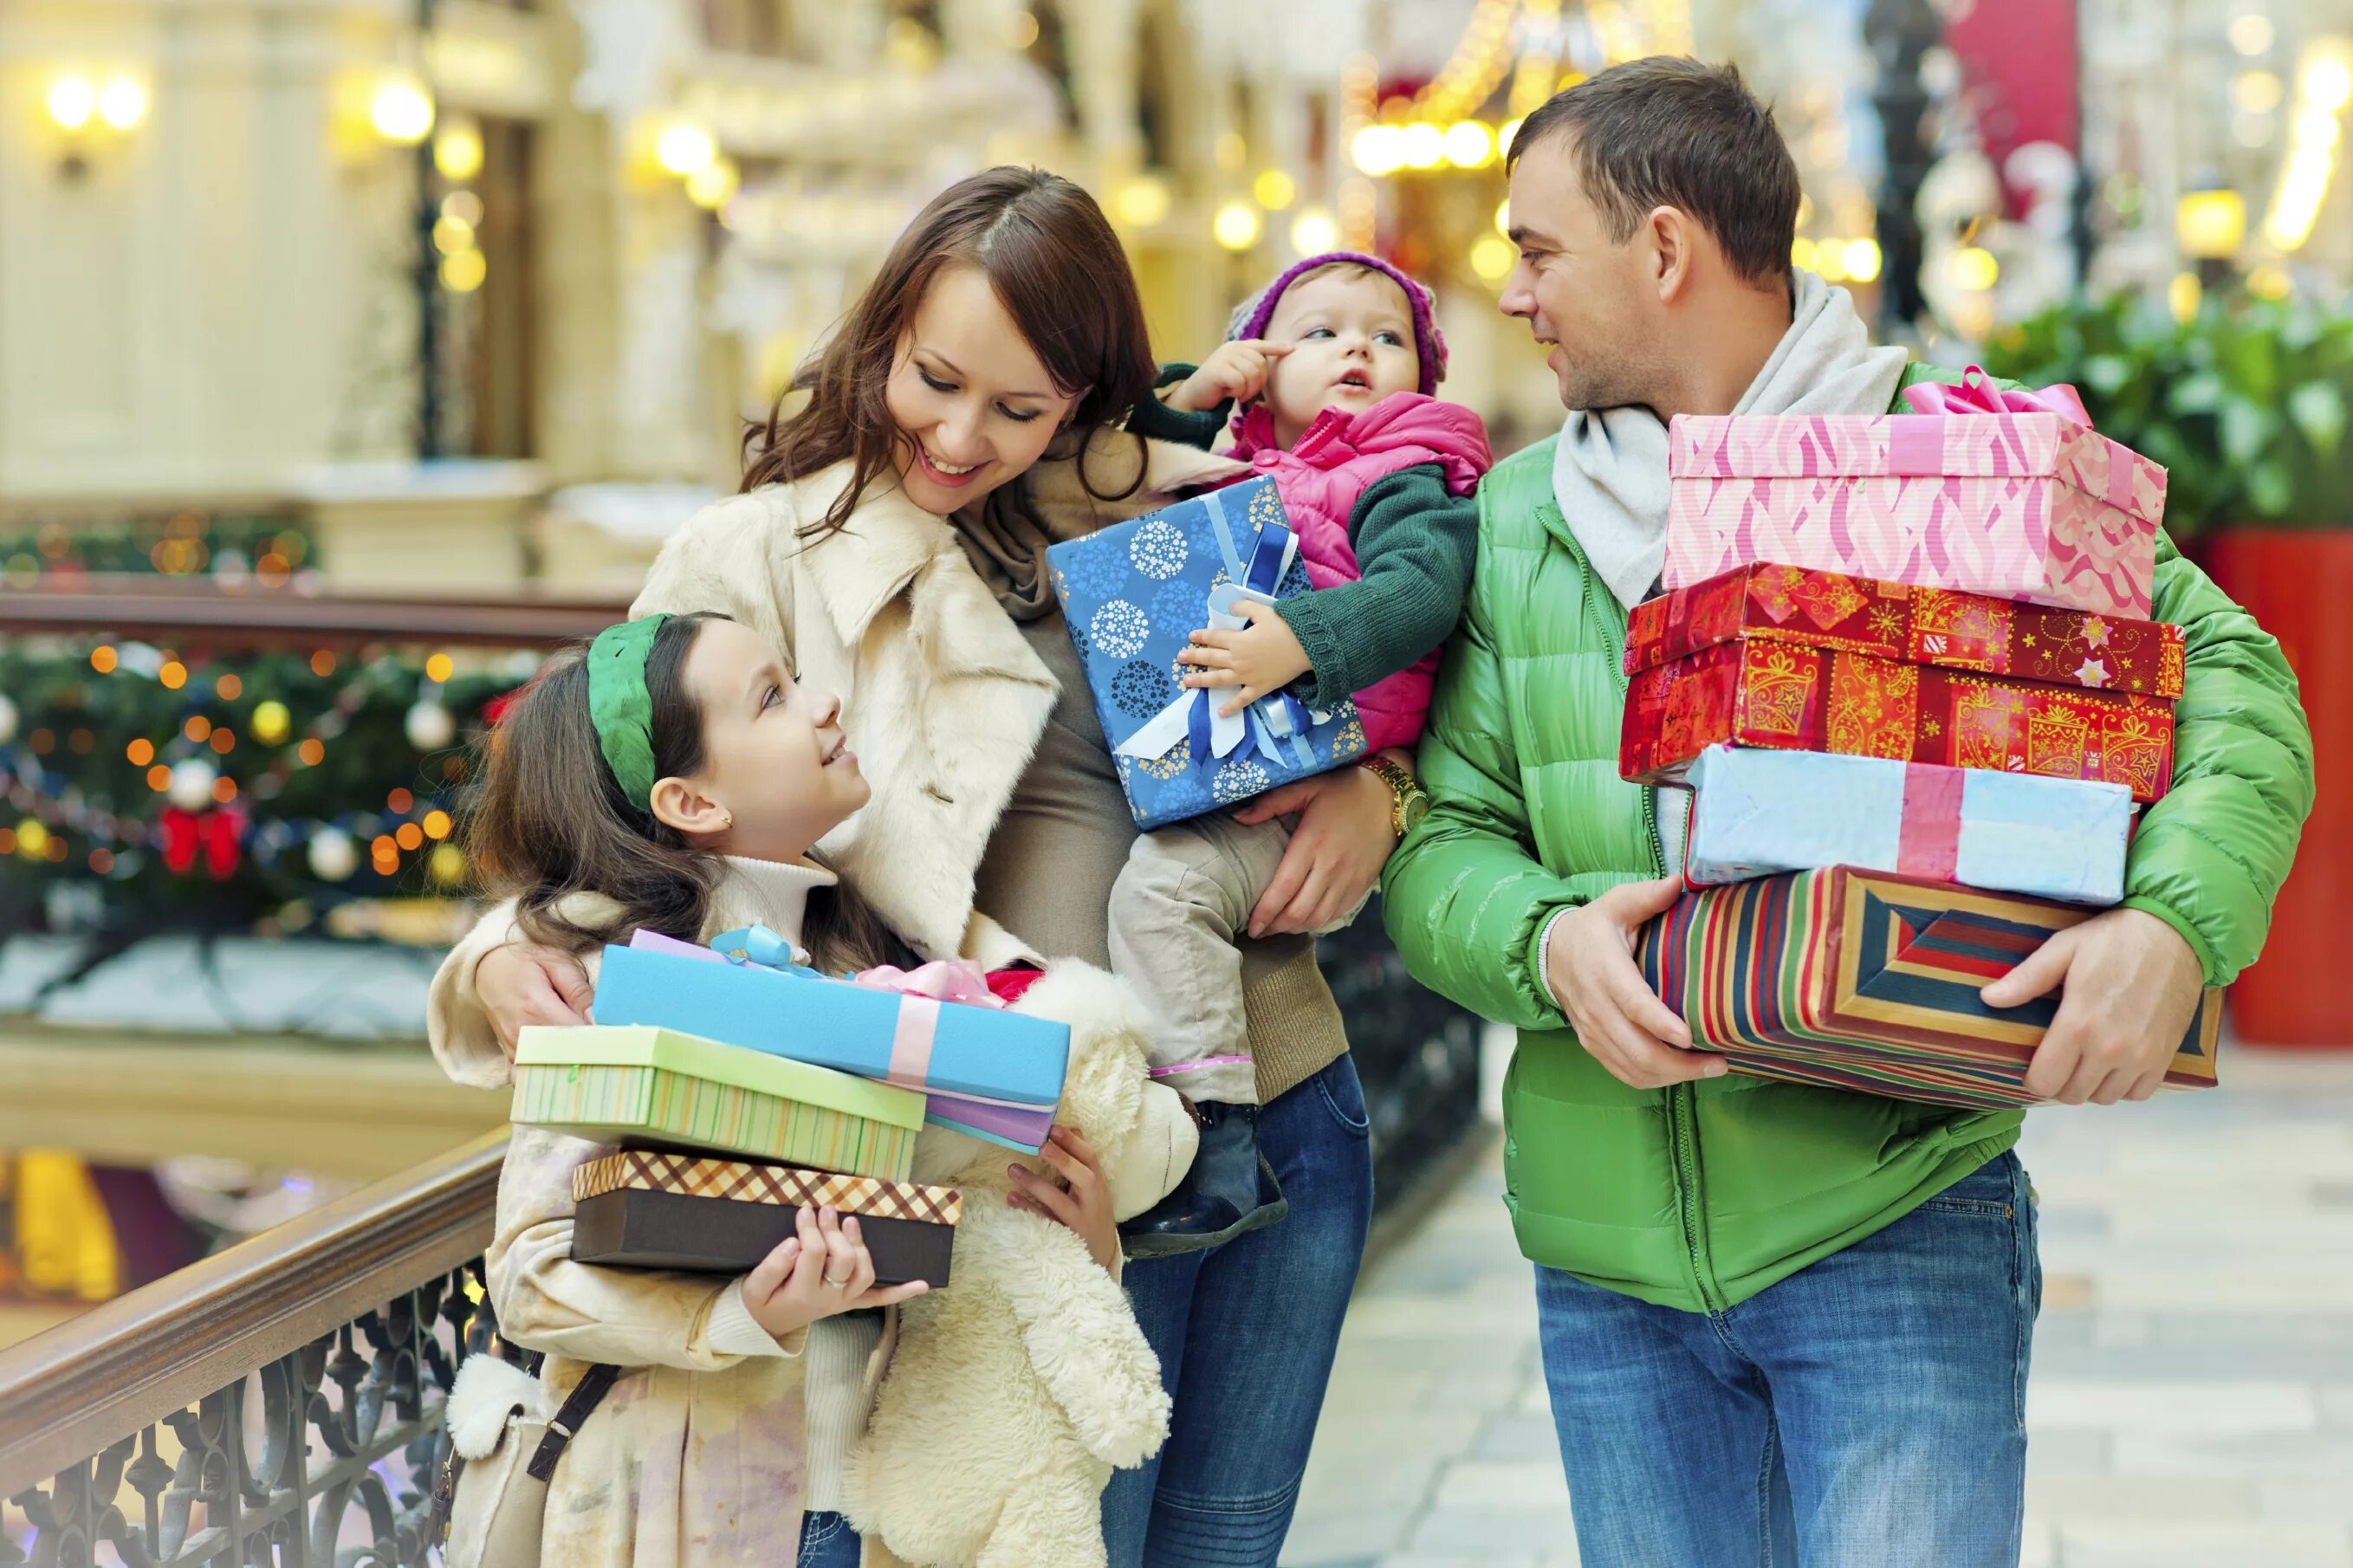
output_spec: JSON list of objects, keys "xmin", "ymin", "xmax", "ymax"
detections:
[{"xmin": 426, "ymin": 56, "xmax": 2312, "ymax": 1568}]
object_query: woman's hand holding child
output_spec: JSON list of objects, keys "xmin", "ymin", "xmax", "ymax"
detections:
[
  {"xmin": 742, "ymin": 1205, "xmax": 930, "ymax": 1341},
  {"xmin": 477, "ymin": 941, "xmax": 594, "ymax": 1056},
  {"xmin": 1007, "ymin": 1125, "xmax": 1121, "ymax": 1274}
]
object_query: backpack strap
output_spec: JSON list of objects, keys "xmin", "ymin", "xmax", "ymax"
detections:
[{"xmin": 524, "ymin": 1363, "xmax": 623, "ymax": 1482}]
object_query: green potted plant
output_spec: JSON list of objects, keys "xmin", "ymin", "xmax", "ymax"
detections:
[{"xmin": 1986, "ymin": 292, "xmax": 2352, "ymax": 1045}]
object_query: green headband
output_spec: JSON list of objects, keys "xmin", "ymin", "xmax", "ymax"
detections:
[{"xmin": 587, "ymin": 614, "xmax": 671, "ymax": 812}]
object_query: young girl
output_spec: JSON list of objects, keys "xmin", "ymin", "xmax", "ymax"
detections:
[
  {"xmin": 1112, "ymin": 252, "xmax": 1494, "ymax": 1252},
  {"xmin": 448, "ymin": 611, "xmax": 1133, "ymax": 1568}
]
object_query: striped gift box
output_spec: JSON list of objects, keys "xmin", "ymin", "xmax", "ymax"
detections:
[
  {"xmin": 514, "ymin": 1025, "xmax": 923, "ymax": 1181},
  {"xmin": 1636, "ymin": 866, "xmax": 2223, "ymax": 1110}
]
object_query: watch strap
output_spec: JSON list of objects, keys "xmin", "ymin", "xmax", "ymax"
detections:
[{"xmin": 1358, "ymin": 755, "xmax": 1424, "ymax": 838}]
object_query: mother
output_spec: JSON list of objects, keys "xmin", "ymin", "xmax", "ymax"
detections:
[{"xmin": 435, "ymin": 167, "xmax": 1397, "ymax": 1566}]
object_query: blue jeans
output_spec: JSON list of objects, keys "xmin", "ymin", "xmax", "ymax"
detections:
[
  {"xmin": 1536, "ymin": 1151, "xmax": 2041, "ymax": 1568},
  {"xmin": 795, "ymin": 1509, "xmax": 860, "ymax": 1568},
  {"xmin": 1101, "ymin": 1054, "xmax": 1375, "ymax": 1567}
]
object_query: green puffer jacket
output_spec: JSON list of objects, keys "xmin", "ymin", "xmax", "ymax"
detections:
[{"xmin": 1384, "ymin": 408, "xmax": 2315, "ymax": 1315}]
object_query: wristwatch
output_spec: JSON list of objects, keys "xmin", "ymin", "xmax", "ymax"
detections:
[{"xmin": 1358, "ymin": 755, "xmax": 1429, "ymax": 839}]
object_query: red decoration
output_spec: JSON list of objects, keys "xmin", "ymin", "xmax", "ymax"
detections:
[
  {"xmin": 159, "ymin": 807, "xmax": 245, "ymax": 879},
  {"xmin": 1624, "ymin": 564, "xmax": 2185, "ymax": 698}
]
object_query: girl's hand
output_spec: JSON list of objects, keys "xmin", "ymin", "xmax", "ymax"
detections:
[
  {"xmin": 1008, "ymin": 1125, "xmax": 1120, "ymax": 1274},
  {"xmin": 1232, "ymin": 754, "xmax": 1403, "ymax": 936},
  {"xmin": 476, "ymin": 942, "xmax": 595, "ymax": 1058},
  {"xmin": 742, "ymin": 1206, "xmax": 929, "ymax": 1341},
  {"xmin": 1179, "ymin": 603, "xmax": 1315, "ymax": 716},
  {"xmin": 1168, "ymin": 340, "xmax": 1291, "ymax": 412}
]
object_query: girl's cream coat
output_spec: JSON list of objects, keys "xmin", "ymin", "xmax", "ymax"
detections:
[
  {"xmin": 463, "ymin": 859, "xmax": 852, "ymax": 1568},
  {"xmin": 449, "ymin": 858, "xmax": 1188, "ymax": 1568}
]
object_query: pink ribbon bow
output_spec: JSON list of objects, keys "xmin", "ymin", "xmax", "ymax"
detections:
[
  {"xmin": 851, "ymin": 958, "xmax": 1004, "ymax": 1092},
  {"xmin": 1899, "ymin": 365, "xmax": 2093, "ymax": 429},
  {"xmin": 851, "ymin": 958, "xmax": 1005, "ymax": 1009},
  {"xmin": 1891, "ymin": 365, "xmax": 2146, "ymax": 515}
]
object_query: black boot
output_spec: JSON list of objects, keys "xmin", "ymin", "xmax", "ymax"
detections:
[{"xmin": 1119, "ymin": 1101, "xmax": 1288, "ymax": 1259}]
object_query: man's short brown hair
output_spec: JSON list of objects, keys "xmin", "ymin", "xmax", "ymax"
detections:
[{"xmin": 1507, "ymin": 57, "xmax": 1799, "ymax": 287}]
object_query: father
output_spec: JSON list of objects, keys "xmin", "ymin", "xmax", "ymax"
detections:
[{"xmin": 1383, "ymin": 56, "xmax": 2313, "ymax": 1568}]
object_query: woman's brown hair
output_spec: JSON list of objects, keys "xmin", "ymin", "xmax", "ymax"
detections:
[
  {"xmin": 469, "ymin": 613, "xmax": 893, "ymax": 973},
  {"xmin": 741, "ymin": 165, "xmax": 1157, "ymax": 537}
]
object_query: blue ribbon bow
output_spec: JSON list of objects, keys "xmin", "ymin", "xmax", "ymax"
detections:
[
  {"xmin": 706, "ymin": 923, "xmax": 825, "ymax": 976},
  {"xmin": 1118, "ymin": 488, "xmax": 1322, "ymax": 774}
]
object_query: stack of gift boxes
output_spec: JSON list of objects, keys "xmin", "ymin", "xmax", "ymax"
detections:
[
  {"xmin": 508, "ymin": 930, "xmax": 1073, "ymax": 1287},
  {"xmin": 1615, "ymin": 376, "xmax": 2226, "ymax": 1109}
]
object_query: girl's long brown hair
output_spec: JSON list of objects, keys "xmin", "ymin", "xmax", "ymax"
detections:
[
  {"xmin": 470, "ymin": 613, "xmax": 893, "ymax": 974},
  {"xmin": 742, "ymin": 165, "xmax": 1157, "ymax": 538}
]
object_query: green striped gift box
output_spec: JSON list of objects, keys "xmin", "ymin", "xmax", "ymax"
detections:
[{"xmin": 512, "ymin": 1025, "xmax": 924, "ymax": 1181}]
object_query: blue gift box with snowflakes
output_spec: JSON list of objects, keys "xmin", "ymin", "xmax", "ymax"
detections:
[{"xmin": 1044, "ymin": 476, "xmax": 1367, "ymax": 829}]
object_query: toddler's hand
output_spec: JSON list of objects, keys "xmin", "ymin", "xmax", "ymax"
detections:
[
  {"xmin": 1008, "ymin": 1125, "xmax": 1121, "ymax": 1274},
  {"xmin": 1169, "ymin": 340, "xmax": 1291, "ymax": 411},
  {"xmin": 742, "ymin": 1206, "xmax": 928, "ymax": 1341},
  {"xmin": 1179, "ymin": 601, "xmax": 1315, "ymax": 716}
]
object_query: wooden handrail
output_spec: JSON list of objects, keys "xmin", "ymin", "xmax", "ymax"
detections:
[
  {"xmin": 0, "ymin": 577, "xmax": 628, "ymax": 647},
  {"xmin": 0, "ymin": 1129, "xmax": 507, "ymax": 1498}
]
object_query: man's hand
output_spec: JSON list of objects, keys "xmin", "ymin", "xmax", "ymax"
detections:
[
  {"xmin": 1543, "ymin": 877, "xmax": 1721, "ymax": 1091},
  {"xmin": 1167, "ymin": 340, "xmax": 1291, "ymax": 412},
  {"xmin": 1981, "ymin": 907, "xmax": 2204, "ymax": 1105},
  {"xmin": 1179, "ymin": 602, "xmax": 1316, "ymax": 716}
]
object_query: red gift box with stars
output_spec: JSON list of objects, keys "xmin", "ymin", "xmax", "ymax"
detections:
[
  {"xmin": 1620, "ymin": 632, "xmax": 2178, "ymax": 804},
  {"xmin": 1624, "ymin": 563, "xmax": 2185, "ymax": 697}
]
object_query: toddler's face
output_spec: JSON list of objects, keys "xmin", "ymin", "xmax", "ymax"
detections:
[
  {"xmin": 676, "ymin": 618, "xmax": 870, "ymax": 859},
  {"xmin": 1260, "ymin": 267, "xmax": 1422, "ymax": 446}
]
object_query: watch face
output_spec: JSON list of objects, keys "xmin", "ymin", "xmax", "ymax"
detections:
[{"xmin": 1400, "ymin": 792, "xmax": 1429, "ymax": 833}]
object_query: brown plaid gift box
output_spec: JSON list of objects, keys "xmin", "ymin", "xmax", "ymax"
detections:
[{"xmin": 568, "ymin": 1150, "xmax": 963, "ymax": 1286}]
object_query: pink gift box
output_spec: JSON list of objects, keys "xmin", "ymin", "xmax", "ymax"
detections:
[{"xmin": 1663, "ymin": 411, "xmax": 2168, "ymax": 617}]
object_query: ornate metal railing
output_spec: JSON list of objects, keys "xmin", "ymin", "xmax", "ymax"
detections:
[{"xmin": 0, "ymin": 1131, "xmax": 507, "ymax": 1567}]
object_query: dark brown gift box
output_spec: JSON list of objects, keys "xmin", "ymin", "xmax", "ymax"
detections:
[{"xmin": 567, "ymin": 1149, "xmax": 962, "ymax": 1287}]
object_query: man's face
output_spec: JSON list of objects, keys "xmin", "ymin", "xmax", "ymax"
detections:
[{"xmin": 1500, "ymin": 133, "xmax": 1666, "ymax": 413}]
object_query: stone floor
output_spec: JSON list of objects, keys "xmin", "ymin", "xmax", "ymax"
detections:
[{"xmin": 1282, "ymin": 1046, "xmax": 2353, "ymax": 1568}]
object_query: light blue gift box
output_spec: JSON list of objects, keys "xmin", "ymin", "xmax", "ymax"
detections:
[
  {"xmin": 1044, "ymin": 476, "xmax": 1369, "ymax": 828},
  {"xmin": 591, "ymin": 941, "xmax": 1070, "ymax": 1111},
  {"xmin": 1681, "ymin": 745, "xmax": 2132, "ymax": 906}
]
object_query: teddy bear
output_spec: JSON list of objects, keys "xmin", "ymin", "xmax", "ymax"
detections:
[{"xmin": 844, "ymin": 958, "xmax": 1195, "ymax": 1568}]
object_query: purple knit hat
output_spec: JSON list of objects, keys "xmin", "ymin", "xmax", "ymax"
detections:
[{"xmin": 1226, "ymin": 250, "xmax": 1448, "ymax": 395}]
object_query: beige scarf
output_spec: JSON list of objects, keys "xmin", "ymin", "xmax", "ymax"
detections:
[{"xmin": 955, "ymin": 476, "xmax": 1061, "ymax": 622}]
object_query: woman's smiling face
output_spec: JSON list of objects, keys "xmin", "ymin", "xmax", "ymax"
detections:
[{"xmin": 884, "ymin": 263, "xmax": 1083, "ymax": 517}]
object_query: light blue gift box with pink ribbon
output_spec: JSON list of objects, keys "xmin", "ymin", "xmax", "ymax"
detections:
[
  {"xmin": 1679, "ymin": 745, "xmax": 2133, "ymax": 906},
  {"xmin": 590, "ymin": 930, "xmax": 1068, "ymax": 1152},
  {"xmin": 1044, "ymin": 476, "xmax": 1370, "ymax": 828}
]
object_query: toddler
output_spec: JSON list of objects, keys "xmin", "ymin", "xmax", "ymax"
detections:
[{"xmin": 1114, "ymin": 252, "xmax": 1492, "ymax": 1253}]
